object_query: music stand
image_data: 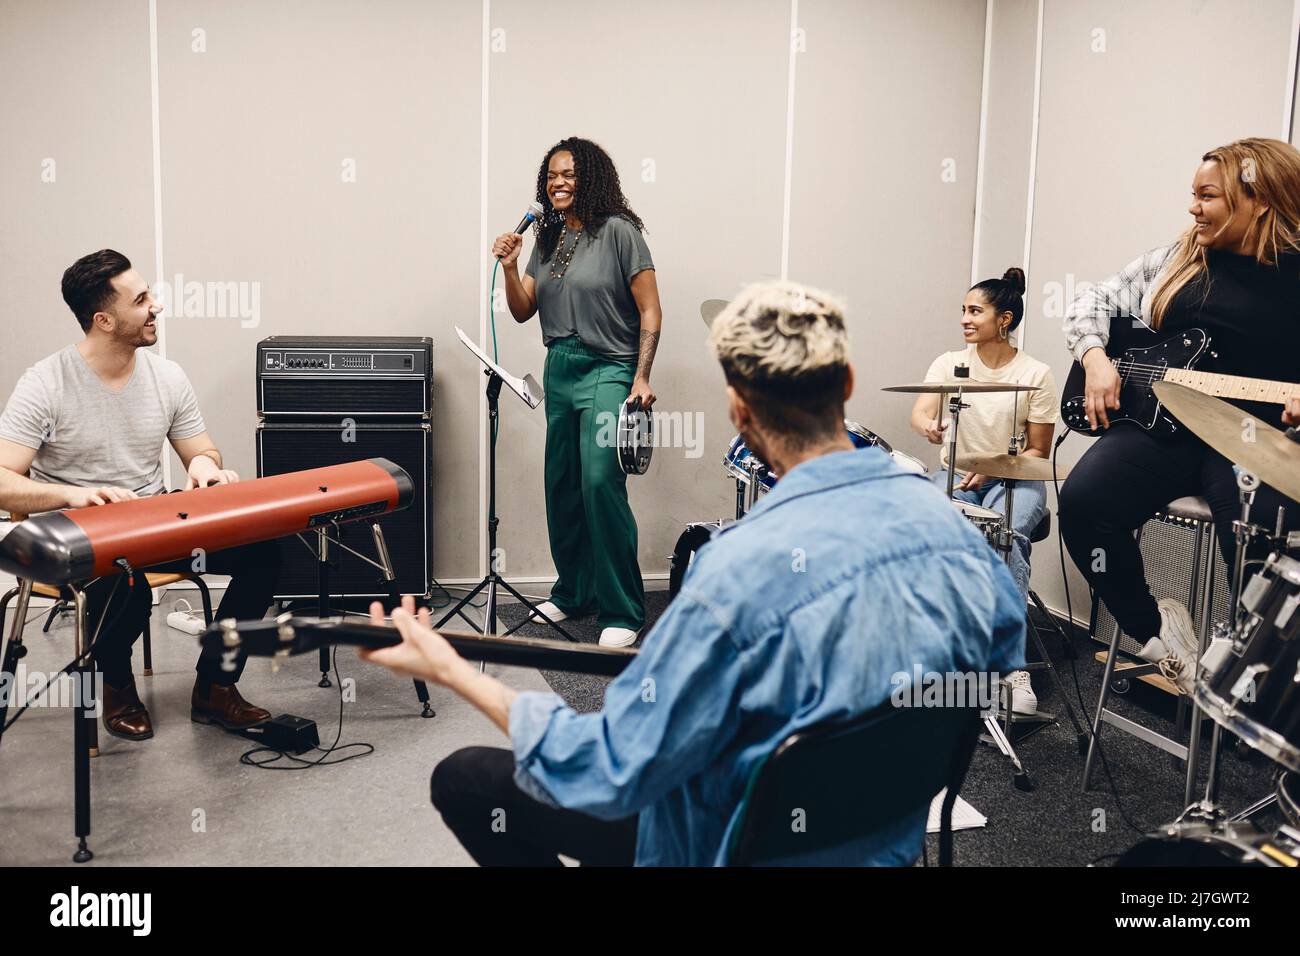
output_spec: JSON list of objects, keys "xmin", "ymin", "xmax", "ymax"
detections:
[{"xmin": 442, "ymin": 328, "xmax": 575, "ymax": 643}]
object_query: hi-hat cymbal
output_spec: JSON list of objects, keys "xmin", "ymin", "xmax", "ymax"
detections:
[
  {"xmin": 1153, "ymin": 381, "xmax": 1300, "ymax": 504},
  {"xmin": 700, "ymin": 299, "xmax": 729, "ymax": 328},
  {"xmin": 882, "ymin": 381, "xmax": 1040, "ymax": 394},
  {"xmin": 955, "ymin": 454, "xmax": 1068, "ymax": 482}
]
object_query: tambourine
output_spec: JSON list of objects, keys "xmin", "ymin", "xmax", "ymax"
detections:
[{"xmin": 617, "ymin": 397, "xmax": 654, "ymax": 475}]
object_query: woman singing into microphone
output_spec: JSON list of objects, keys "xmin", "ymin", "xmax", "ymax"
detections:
[
  {"xmin": 492, "ymin": 137, "xmax": 662, "ymax": 647},
  {"xmin": 910, "ymin": 267, "xmax": 1058, "ymax": 714}
]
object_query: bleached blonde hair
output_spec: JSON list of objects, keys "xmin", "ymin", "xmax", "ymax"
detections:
[
  {"xmin": 708, "ymin": 279, "xmax": 850, "ymax": 443},
  {"xmin": 708, "ymin": 279, "xmax": 848, "ymax": 383}
]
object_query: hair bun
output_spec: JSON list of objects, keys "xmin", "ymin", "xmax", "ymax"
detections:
[{"xmin": 1001, "ymin": 267, "xmax": 1026, "ymax": 295}]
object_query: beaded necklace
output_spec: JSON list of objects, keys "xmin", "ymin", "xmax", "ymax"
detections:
[{"xmin": 549, "ymin": 223, "xmax": 583, "ymax": 280}]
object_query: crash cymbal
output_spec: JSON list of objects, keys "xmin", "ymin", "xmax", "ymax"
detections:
[
  {"xmin": 1153, "ymin": 381, "xmax": 1300, "ymax": 503},
  {"xmin": 700, "ymin": 299, "xmax": 729, "ymax": 328},
  {"xmin": 955, "ymin": 454, "xmax": 1067, "ymax": 482},
  {"xmin": 882, "ymin": 381, "xmax": 1040, "ymax": 394}
]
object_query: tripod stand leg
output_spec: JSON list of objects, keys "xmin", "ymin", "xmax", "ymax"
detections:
[
  {"xmin": 376, "ymin": 562, "xmax": 434, "ymax": 719},
  {"xmin": 72, "ymin": 588, "xmax": 93, "ymax": 863},
  {"xmin": 1230, "ymin": 791, "xmax": 1277, "ymax": 823},
  {"xmin": 496, "ymin": 578, "xmax": 578, "ymax": 643},
  {"xmin": 1082, "ymin": 617, "xmax": 1123, "ymax": 792},
  {"xmin": 982, "ymin": 710, "xmax": 1035, "ymax": 791},
  {"xmin": 1027, "ymin": 590, "xmax": 1087, "ymax": 748},
  {"xmin": 433, "ymin": 578, "xmax": 489, "ymax": 631},
  {"xmin": 0, "ymin": 583, "xmax": 30, "ymax": 749}
]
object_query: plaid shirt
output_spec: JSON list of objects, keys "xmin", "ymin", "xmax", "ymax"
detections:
[{"xmin": 1062, "ymin": 243, "xmax": 1177, "ymax": 362}]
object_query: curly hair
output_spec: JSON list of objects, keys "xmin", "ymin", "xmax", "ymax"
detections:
[{"xmin": 532, "ymin": 136, "xmax": 645, "ymax": 260}]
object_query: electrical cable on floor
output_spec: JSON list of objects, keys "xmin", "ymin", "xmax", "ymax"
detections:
[
  {"xmin": 1052, "ymin": 433, "xmax": 1153, "ymax": 837},
  {"xmin": 238, "ymin": 643, "xmax": 374, "ymax": 770}
]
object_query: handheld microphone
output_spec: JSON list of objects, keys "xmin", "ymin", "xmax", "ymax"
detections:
[{"xmin": 514, "ymin": 200, "xmax": 544, "ymax": 235}]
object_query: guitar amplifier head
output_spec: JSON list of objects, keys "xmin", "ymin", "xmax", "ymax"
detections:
[{"xmin": 257, "ymin": 336, "xmax": 432, "ymax": 419}]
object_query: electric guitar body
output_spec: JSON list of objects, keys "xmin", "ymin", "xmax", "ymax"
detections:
[{"xmin": 1060, "ymin": 326, "xmax": 1211, "ymax": 437}]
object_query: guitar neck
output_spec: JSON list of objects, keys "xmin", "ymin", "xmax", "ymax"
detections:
[{"xmin": 1162, "ymin": 367, "xmax": 1300, "ymax": 406}]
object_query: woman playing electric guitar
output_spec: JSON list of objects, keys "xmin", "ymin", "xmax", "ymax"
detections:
[{"xmin": 1059, "ymin": 137, "xmax": 1300, "ymax": 693}]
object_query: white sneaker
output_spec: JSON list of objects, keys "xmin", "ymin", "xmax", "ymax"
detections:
[
  {"xmin": 599, "ymin": 627, "xmax": 639, "ymax": 648},
  {"xmin": 1007, "ymin": 670, "xmax": 1038, "ymax": 715},
  {"xmin": 1151, "ymin": 598, "xmax": 1198, "ymax": 695},
  {"xmin": 1136, "ymin": 636, "xmax": 1169, "ymax": 664},
  {"xmin": 527, "ymin": 601, "xmax": 569, "ymax": 624}
]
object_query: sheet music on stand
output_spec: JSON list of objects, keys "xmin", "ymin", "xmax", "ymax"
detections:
[
  {"xmin": 926, "ymin": 789, "xmax": 987, "ymax": 832},
  {"xmin": 455, "ymin": 326, "xmax": 543, "ymax": 408}
]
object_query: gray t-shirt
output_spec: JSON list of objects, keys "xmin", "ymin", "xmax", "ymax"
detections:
[
  {"xmin": 0, "ymin": 345, "xmax": 206, "ymax": 496},
  {"xmin": 525, "ymin": 215, "xmax": 654, "ymax": 360}
]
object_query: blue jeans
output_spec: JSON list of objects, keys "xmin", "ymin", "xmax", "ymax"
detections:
[{"xmin": 933, "ymin": 472, "xmax": 1046, "ymax": 603}]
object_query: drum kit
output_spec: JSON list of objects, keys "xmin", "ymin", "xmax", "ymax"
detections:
[
  {"xmin": 668, "ymin": 420, "xmax": 924, "ymax": 598},
  {"xmin": 883, "ymin": 372, "xmax": 1088, "ymax": 789},
  {"xmin": 683, "ymin": 302, "xmax": 1300, "ymax": 846},
  {"xmin": 1114, "ymin": 382, "xmax": 1300, "ymax": 865}
]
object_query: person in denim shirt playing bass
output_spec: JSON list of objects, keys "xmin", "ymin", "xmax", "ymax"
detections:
[{"xmin": 360, "ymin": 279, "xmax": 1026, "ymax": 866}]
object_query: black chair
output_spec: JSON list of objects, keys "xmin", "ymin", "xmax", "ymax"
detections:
[{"xmin": 726, "ymin": 697, "xmax": 982, "ymax": 866}]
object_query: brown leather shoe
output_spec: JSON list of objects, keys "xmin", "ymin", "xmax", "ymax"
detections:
[
  {"xmin": 191, "ymin": 682, "xmax": 271, "ymax": 730},
  {"xmin": 101, "ymin": 678, "xmax": 154, "ymax": 741}
]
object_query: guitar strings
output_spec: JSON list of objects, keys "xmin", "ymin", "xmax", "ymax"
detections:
[{"xmin": 1107, "ymin": 358, "xmax": 1290, "ymax": 394}]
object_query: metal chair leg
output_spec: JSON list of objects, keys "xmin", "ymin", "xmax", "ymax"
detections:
[
  {"xmin": 1082, "ymin": 615, "xmax": 1123, "ymax": 792},
  {"xmin": 1183, "ymin": 523, "xmax": 1217, "ymax": 806},
  {"xmin": 141, "ymin": 615, "xmax": 153, "ymax": 677}
]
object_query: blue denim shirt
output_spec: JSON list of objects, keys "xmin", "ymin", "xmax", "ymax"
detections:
[{"xmin": 509, "ymin": 446, "xmax": 1026, "ymax": 866}]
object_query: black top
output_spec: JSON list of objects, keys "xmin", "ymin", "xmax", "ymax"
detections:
[{"xmin": 1161, "ymin": 249, "xmax": 1300, "ymax": 421}]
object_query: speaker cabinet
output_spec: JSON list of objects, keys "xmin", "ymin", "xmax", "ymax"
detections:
[
  {"xmin": 257, "ymin": 423, "xmax": 431, "ymax": 600},
  {"xmin": 1090, "ymin": 510, "xmax": 1231, "ymax": 658}
]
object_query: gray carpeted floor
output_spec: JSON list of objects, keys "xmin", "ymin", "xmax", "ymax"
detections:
[
  {"xmin": 0, "ymin": 587, "xmax": 1285, "ymax": 867},
  {"xmin": 500, "ymin": 591, "xmax": 1288, "ymax": 867}
]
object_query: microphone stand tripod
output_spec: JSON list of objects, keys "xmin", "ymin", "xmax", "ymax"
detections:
[{"xmin": 435, "ymin": 366, "xmax": 575, "ymax": 646}]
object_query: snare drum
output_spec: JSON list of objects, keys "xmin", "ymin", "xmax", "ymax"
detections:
[
  {"xmin": 845, "ymin": 420, "xmax": 891, "ymax": 453},
  {"xmin": 1195, "ymin": 552, "xmax": 1300, "ymax": 773},
  {"xmin": 889, "ymin": 448, "xmax": 928, "ymax": 475},
  {"xmin": 951, "ymin": 500, "xmax": 1003, "ymax": 548}
]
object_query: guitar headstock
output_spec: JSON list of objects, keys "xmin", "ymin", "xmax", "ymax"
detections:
[{"xmin": 200, "ymin": 615, "xmax": 400, "ymax": 664}]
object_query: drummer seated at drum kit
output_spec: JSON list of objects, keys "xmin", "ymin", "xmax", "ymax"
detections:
[{"xmin": 908, "ymin": 267, "xmax": 1059, "ymax": 716}]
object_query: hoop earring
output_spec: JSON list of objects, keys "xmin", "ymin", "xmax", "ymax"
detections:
[{"xmin": 999, "ymin": 324, "xmax": 1010, "ymax": 341}]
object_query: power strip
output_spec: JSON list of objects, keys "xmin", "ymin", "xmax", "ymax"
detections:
[{"xmin": 166, "ymin": 609, "xmax": 207, "ymax": 635}]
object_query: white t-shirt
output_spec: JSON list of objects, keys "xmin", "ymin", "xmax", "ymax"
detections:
[{"xmin": 922, "ymin": 346, "xmax": 1058, "ymax": 473}]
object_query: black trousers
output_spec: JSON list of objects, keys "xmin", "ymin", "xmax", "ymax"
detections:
[
  {"xmin": 430, "ymin": 746, "xmax": 638, "ymax": 866},
  {"xmin": 1058, "ymin": 425, "xmax": 1299, "ymax": 640},
  {"xmin": 84, "ymin": 538, "xmax": 281, "ymax": 689}
]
